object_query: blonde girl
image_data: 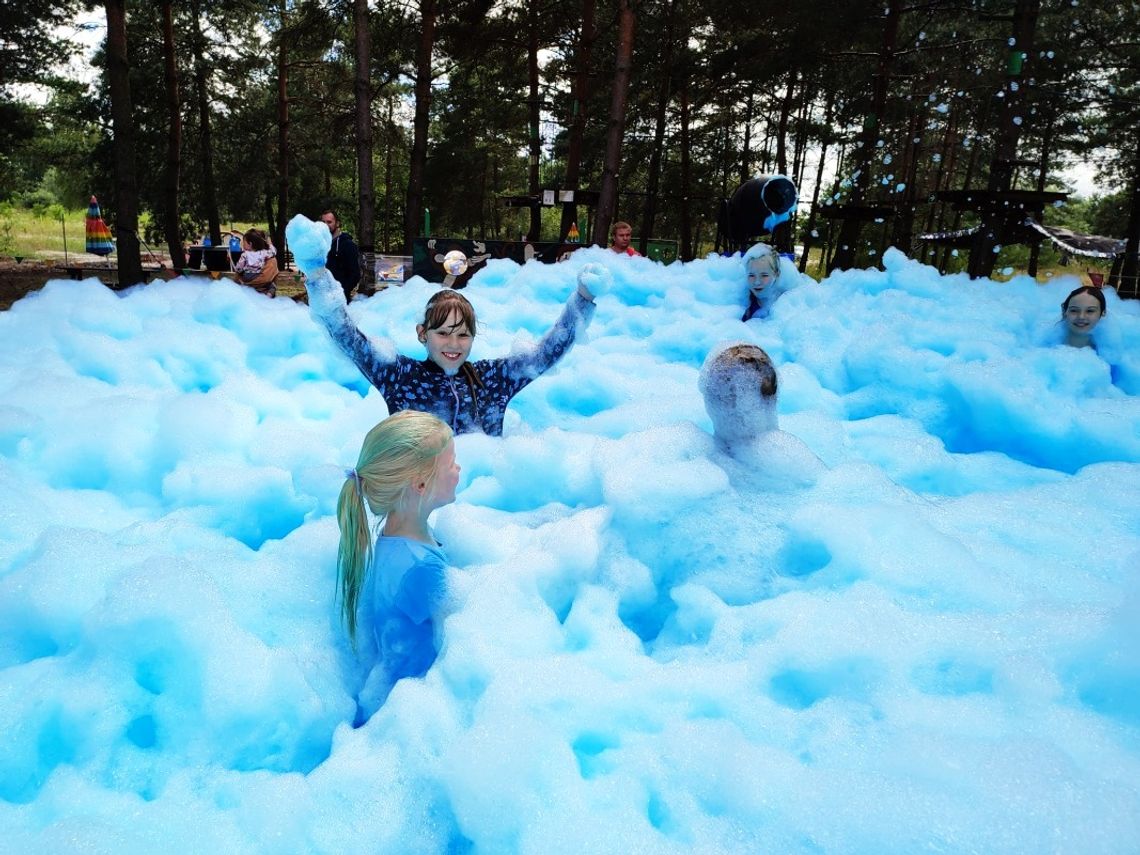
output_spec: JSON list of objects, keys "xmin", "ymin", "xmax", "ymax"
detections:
[{"xmin": 338, "ymin": 410, "xmax": 461, "ymax": 689}]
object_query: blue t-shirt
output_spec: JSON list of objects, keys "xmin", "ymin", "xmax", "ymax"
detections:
[{"xmin": 366, "ymin": 535, "xmax": 449, "ymax": 683}]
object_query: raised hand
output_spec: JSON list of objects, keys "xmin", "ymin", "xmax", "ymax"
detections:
[
  {"xmin": 577, "ymin": 262, "xmax": 613, "ymax": 302},
  {"xmin": 285, "ymin": 214, "xmax": 332, "ymax": 277}
]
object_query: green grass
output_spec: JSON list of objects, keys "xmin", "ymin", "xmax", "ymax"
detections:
[
  {"xmin": 0, "ymin": 205, "xmax": 100, "ymax": 258},
  {"xmin": 0, "ymin": 205, "xmax": 263, "ymax": 260}
]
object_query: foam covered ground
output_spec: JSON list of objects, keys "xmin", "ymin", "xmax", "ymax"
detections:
[{"xmin": 1, "ymin": 248, "xmax": 1138, "ymax": 853}]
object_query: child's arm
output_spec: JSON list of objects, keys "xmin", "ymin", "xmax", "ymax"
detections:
[
  {"xmin": 285, "ymin": 215, "xmax": 399, "ymax": 385},
  {"xmin": 499, "ymin": 263, "xmax": 611, "ymax": 382}
]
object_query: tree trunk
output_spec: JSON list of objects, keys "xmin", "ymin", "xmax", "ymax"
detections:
[
  {"xmin": 527, "ymin": 2, "xmax": 541, "ymax": 241},
  {"xmin": 560, "ymin": 0, "xmax": 595, "ymax": 241},
  {"xmin": 969, "ymin": 0, "xmax": 1040, "ymax": 279},
  {"xmin": 405, "ymin": 0, "xmax": 436, "ymax": 252},
  {"xmin": 591, "ymin": 0, "xmax": 635, "ymax": 247},
  {"xmin": 799, "ymin": 93, "xmax": 834, "ymax": 274},
  {"xmin": 274, "ymin": 1, "xmax": 289, "ymax": 256},
  {"xmin": 679, "ymin": 82, "xmax": 692, "ymax": 261},
  {"xmin": 1027, "ymin": 113, "xmax": 1056, "ymax": 277},
  {"xmin": 822, "ymin": 142, "xmax": 846, "ymax": 271},
  {"xmin": 775, "ymin": 70, "xmax": 795, "ymax": 177},
  {"xmin": 1117, "ymin": 133, "xmax": 1140, "ymax": 299},
  {"xmin": 160, "ymin": 1, "xmax": 184, "ymax": 269},
  {"xmin": 104, "ymin": 0, "xmax": 143, "ymax": 287},
  {"xmin": 792, "ymin": 85, "xmax": 811, "ymax": 189},
  {"xmin": 829, "ymin": 0, "xmax": 900, "ymax": 272},
  {"xmin": 638, "ymin": 0, "xmax": 675, "ymax": 255},
  {"xmin": 189, "ymin": 1, "xmax": 220, "ymax": 247},
  {"xmin": 740, "ymin": 90, "xmax": 753, "ymax": 184},
  {"xmin": 383, "ymin": 98, "xmax": 394, "ymax": 253},
  {"xmin": 769, "ymin": 72, "xmax": 798, "ymax": 254},
  {"xmin": 938, "ymin": 97, "xmax": 988, "ymax": 272},
  {"xmin": 890, "ymin": 104, "xmax": 922, "ymax": 255},
  {"xmin": 354, "ymin": 0, "xmax": 375, "ymax": 279},
  {"xmin": 264, "ymin": 194, "xmax": 276, "ymax": 242}
]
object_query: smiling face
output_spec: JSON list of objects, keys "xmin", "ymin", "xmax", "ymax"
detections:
[
  {"xmin": 1063, "ymin": 291, "xmax": 1105, "ymax": 339},
  {"xmin": 418, "ymin": 307, "xmax": 473, "ymax": 375}
]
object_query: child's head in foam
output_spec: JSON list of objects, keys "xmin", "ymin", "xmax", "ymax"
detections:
[{"xmin": 699, "ymin": 343, "xmax": 779, "ymax": 448}]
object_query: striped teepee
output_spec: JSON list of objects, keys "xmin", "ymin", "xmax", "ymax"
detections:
[{"xmin": 85, "ymin": 195, "xmax": 114, "ymax": 256}]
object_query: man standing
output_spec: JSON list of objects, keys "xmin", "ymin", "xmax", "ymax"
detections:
[
  {"xmin": 321, "ymin": 210, "xmax": 362, "ymax": 300},
  {"xmin": 609, "ymin": 221, "xmax": 641, "ymax": 256}
]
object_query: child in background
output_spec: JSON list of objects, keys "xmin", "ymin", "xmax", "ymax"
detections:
[
  {"xmin": 233, "ymin": 229, "xmax": 276, "ymax": 284},
  {"xmin": 286, "ymin": 213, "xmax": 612, "ymax": 436},
  {"xmin": 338, "ymin": 410, "xmax": 461, "ymax": 709},
  {"xmin": 741, "ymin": 243, "xmax": 784, "ymax": 321}
]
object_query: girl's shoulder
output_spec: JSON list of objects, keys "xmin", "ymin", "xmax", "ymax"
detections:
[{"xmin": 375, "ymin": 535, "xmax": 447, "ymax": 567}]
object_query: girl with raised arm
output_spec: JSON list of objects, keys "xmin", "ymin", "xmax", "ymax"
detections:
[{"xmin": 286, "ymin": 214, "xmax": 611, "ymax": 435}]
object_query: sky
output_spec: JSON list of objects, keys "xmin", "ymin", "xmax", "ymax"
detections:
[{"xmin": 1, "ymin": 249, "xmax": 1138, "ymax": 853}]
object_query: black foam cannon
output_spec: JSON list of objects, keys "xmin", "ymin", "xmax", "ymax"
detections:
[{"xmin": 721, "ymin": 175, "xmax": 799, "ymax": 249}]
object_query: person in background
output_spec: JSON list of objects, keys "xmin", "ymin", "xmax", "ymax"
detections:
[
  {"xmin": 233, "ymin": 228, "xmax": 276, "ymax": 284},
  {"xmin": 609, "ymin": 221, "xmax": 641, "ymax": 257},
  {"xmin": 336, "ymin": 410, "xmax": 461, "ymax": 710},
  {"xmin": 741, "ymin": 243, "xmax": 784, "ymax": 321},
  {"xmin": 321, "ymin": 210, "xmax": 363, "ymax": 302},
  {"xmin": 286, "ymin": 213, "xmax": 611, "ymax": 436},
  {"xmin": 1059, "ymin": 285, "xmax": 1106, "ymax": 349}
]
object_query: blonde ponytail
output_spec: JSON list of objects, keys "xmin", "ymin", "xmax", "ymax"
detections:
[{"xmin": 335, "ymin": 411, "xmax": 454, "ymax": 645}]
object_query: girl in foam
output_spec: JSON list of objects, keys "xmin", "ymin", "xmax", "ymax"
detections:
[
  {"xmin": 338, "ymin": 410, "xmax": 461, "ymax": 711},
  {"xmin": 1059, "ymin": 285, "xmax": 1107, "ymax": 349},
  {"xmin": 1042, "ymin": 283, "xmax": 1139, "ymax": 394},
  {"xmin": 740, "ymin": 242, "xmax": 786, "ymax": 321},
  {"xmin": 286, "ymin": 214, "xmax": 611, "ymax": 436}
]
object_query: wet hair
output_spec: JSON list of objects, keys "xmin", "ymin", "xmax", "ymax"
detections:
[
  {"xmin": 1061, "ymin": 285, "xmax": 1106, "ymax": 316},
  {"xmin": 422, "ymin": 289, "xmax": 478, "ymax": 336},
  {"xmin": 243, "ymin": 228, "xmax": 271, "ymax": 252},
  {"xmin": 420, "ymin": 290, "xmax": 486, "ymax": 410},
  {"xmin": 337, "ymin": 410, "xmax": 454, "ymax": 644},
  {"xmin": 699, "ymin": 342, "xmax": 780, "ymax": 446},
  {"xmin": 743, "ymin": 243, "xmax": 780, "ymax": 282},
  {"xmin": 703, "ymin": 344, "xmax": 778, "ymax": 398}
]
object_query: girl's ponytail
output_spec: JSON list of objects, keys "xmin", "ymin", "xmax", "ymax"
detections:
[{"xmin": 336, "ymin": 469, "xmax": 373, "ymax": 646}]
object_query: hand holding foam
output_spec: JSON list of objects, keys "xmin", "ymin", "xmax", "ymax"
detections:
[
  {"xmin": 285, "ymin": 214, "xmax": 332, "ymax": 277},
  {"xmin": 577, "ymin": 263, "xmax": 612, "ymax": 302},
  {"xmin": 286, "ymin": 214, "xmax": 343, "ymax": 318}
]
